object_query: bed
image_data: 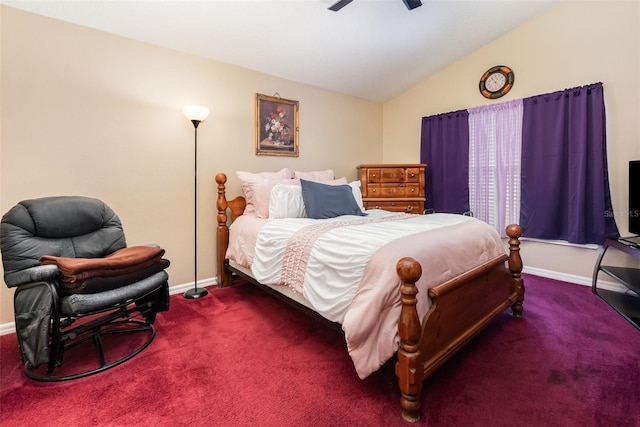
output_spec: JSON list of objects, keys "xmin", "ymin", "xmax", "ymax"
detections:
[{"xmin": 214, "ymin": 171, "xmax": 524, "ymax": 422}]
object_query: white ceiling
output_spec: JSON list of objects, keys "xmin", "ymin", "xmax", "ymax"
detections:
[{"xmin": 3, "ymin": 0, "xmax": 557, "ymax": 102}]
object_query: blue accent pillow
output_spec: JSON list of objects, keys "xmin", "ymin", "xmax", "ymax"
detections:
[{"xmin": 300, "ymin": 179, "xmax": 368, "ymax": 219}]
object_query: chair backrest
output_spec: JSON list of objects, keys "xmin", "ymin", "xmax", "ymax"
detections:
[{"xmin": 1, "ymin": 196, "xmax": 127, "ymax": 283}]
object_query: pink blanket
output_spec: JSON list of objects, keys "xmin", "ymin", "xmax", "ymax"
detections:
[
  {"xmin": 342, "ymin": 219, "xmax": 505, "ymax": 378},
  {"xmin": 234, "ymin": 211, "xmax": 506, "ymax": 379}
]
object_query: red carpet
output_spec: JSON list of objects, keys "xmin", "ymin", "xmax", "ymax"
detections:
[{"xmin": 1, "ymin": 274, "xmax": 639, "ymax": 426}]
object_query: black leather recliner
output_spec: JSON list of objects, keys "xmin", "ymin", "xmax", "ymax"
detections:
[{"xmin": 0, "ymin": 196, "xmax": 170, "ymax": 381}]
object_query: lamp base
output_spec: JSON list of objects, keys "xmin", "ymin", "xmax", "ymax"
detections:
[{"xmin": 183, "ymin": 287, "xmax": 208, "ymax": 299}]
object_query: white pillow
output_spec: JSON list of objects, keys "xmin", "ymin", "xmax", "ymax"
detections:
[
  {"xmin": 349, "ymin": 181, "xmax": 365, "ymax": 212},
  {"xmin": 236, "ymin": 168, "xmax": 292, "ymax": 214},
  {"xmin": 268, "ymin": 177, "xmax": 350, "ymax": 219},
  {"xmin": 250, "ymin": 178, "xmax": 300, "ymax": 218},
  {"xmin": 293, "ymin": 169, "xmax": 335, "ymax": 181},
  {"xmin": 269, "ymin": 184, "xmax": 307, "ymax": 219}
]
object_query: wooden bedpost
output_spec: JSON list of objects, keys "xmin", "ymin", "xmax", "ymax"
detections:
[
  {"xmin": 395, "ymin": 257, "xmax": 423, "ymax": 423},
  {"xmin": 216, "ymin": 173, "xmax": 232, "ymax": 287},
  {"xmin": 215, "ymin": 173, "xmax": 247, "ymax": 288},
  {"xmin": 506, "ymin": 224, "xmax": 524, "ymax": 318}
]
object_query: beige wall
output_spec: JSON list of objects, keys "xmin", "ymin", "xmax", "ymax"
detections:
[
  {"xmin": 382, "ymin": 1, "xmax": 640, "ymax": 280},
  {"xmin": 0, "ymin": 6, "xmax": 382, "ymax": 325}
]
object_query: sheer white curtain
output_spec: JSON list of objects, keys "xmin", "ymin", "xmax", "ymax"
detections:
[{"xmin": 468, "ymin": 99, "xmax": 523, "ymax": 236}]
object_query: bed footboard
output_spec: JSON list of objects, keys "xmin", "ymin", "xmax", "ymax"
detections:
[{"xmin": 395, "ymin": 224, "xmax": 524, "ymax": 423}]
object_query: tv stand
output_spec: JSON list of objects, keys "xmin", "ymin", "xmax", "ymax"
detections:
[
  {"xmin": 620, "ymin": 235, "xmax": 640, "ymax": 247},
  {"xmin": 592, "ymin": 238, "xmax": 640, "ymax": 330}
]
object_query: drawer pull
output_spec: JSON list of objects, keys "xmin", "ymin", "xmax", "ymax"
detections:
[
  {"xmin": 405, "ymin": 206, "xmax": 414, "ymax": 212},
  {"xmin": 411, "ymin": 188, "xmax": 415, "ymax": 192},
  {"xmin": 372, "ymin": 189, "xmax": 376, "ymax": 193},
  {"xmin": 410, "ymin": 173, "xmax": 415, "ymax": 177}
]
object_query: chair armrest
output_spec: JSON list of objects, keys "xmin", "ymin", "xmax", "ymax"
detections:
[{"xmin": 4, "ymin": 265, "xmax": 60, "ymax": 288}]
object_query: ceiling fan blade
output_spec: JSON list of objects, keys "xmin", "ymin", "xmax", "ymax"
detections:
[
  {"xmin": 402, "ymin": 0, "xmax": 422, "ymax": 10},
  {"xmin": 328, "ymin": 0, "xmax": 421, "ymax": 12},
  {"xmin": 328, "ymin": 0, "xmax": 354, "ymax": 12}
]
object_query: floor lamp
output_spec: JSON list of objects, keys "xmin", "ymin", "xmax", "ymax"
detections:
[{"xmin": 183, "ymin": 105, "xmax": 210, "ymax": 299}]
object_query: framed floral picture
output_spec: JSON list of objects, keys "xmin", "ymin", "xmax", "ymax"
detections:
[{"xmin": 255, "ymin": 93, "xmax": 299, "ymax": 157}]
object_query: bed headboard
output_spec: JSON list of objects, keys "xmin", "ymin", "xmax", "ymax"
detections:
[
  {"xmin": 216, "ymin": 173, "xmax": 246, "ymax": 223},
  {"xmin": 216, "ymin": 173, "xmax": 246, "ymax": 286}
]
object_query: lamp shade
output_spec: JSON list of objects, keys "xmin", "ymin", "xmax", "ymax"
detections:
[{"xmin": 183, "ymin": 105, "xmax": 209, "ymax": 122}]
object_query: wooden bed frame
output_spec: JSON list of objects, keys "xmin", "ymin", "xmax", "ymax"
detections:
[{"xmin": 214, "ymin": 173, "xmax": 524, "ymax": 423}]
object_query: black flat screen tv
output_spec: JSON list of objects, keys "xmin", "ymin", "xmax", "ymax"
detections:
[{"xmin": 630, "ymin": 160, "xmax": 640, "ymax": 236}]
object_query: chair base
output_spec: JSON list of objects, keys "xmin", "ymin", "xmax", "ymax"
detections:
[{"xmin": 24, "ymin": 319, "xmax": 156, "ymax": 382}]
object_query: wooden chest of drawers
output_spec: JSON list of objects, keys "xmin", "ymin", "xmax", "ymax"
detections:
[{"xmin": 358, "ymin": 164, "xmax": 426, "ymax": 214}]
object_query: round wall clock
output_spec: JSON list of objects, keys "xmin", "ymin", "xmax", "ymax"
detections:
[{"xmin": 479, "ymin": 65, "xmax": 515, "ymax": 99}]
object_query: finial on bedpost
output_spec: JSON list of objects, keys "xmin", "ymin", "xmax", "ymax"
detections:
[
  {"xmin": 395, "ymin": 257, "xmax": 422, "ymax": 423},
  {"xmin": 506, "ymin": 224, "xmax": 524, "ymax": 318},
  {"xmin": 215, "ymin": 173, "xmax": 232, "ymax": 287}
]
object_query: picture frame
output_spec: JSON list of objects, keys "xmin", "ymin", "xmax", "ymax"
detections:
[{"xmin": 255, "ymin": 93, "xmax": 299, "ymax": 157}]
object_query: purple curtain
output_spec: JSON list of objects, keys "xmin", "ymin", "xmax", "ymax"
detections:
[
  {"xmin": 520, "ymin": 82, "xmax": 619, "ymax": 244},
  {"xmin": 420, "ymin": 110, "xmax": 469, "ymax": 213}
]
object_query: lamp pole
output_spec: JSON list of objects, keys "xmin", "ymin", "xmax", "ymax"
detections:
[{"xmin": 183, "ymin": 106, "xmax": 209, "ymax": 299}]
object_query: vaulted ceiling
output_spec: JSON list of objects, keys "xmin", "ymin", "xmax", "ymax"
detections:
[{"xmin": 4, "ymin": 0, "xmax": 557, "ymax": 102}]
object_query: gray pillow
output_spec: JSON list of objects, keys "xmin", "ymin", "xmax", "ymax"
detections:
[{"xmin": 300, "ymin": 179, "xmax": 368, "ymax": 219}]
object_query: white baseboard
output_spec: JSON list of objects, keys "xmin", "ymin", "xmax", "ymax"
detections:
[
  {"xmin": 522, "ymin": 266, "xmax": 628, "ymax": 293},
  {"xmin": 0, "ymin": 270, "xmax": 626, "ymax": 337},
  {"xmin": 0, "ymin": 277, "xmax": 219, "ymax": 336},
  {"xmin": 0, "ymin": 322, "xmax": 16, "ymax": 336}
]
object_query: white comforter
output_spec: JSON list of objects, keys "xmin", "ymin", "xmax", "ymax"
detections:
[
  {"xmin": 227, "ymin": 210, "xmax": 506, "ymax": 378},
  {"xmin": 251, "ymin": 210, "xmax": 470, "ymax": 322}
]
